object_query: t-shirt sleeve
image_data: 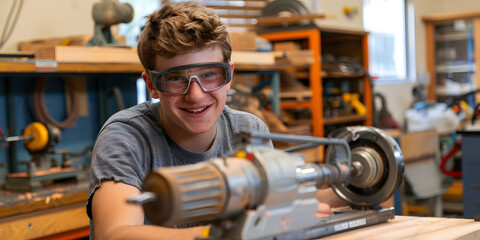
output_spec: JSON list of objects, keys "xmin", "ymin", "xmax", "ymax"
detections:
[
  {"xmin": 86, "ymin": 121, "xmax": 151, "ymax": 219},
  {"xmin": 225, "ymin": 107, "xmax": 274, "ymax": 148}
]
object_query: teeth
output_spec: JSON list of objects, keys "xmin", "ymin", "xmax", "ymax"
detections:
[{"xmin": 186, "ymin": 107, "xmax": 207, "ymax": 113}]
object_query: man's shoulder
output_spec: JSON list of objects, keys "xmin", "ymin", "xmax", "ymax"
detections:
[
  {"xmin": 223, "ymin": 105, "xmax": 258, "ymax": 119},
  {"xmin": 100, "ymin": 102, "xmax": 159, "ymax": 133},
  {"xmin": 107, "ymin": 102, "xmax": 154, "ymax": 123},
  {"xmin": 221, "ymin": 106, "xmax": 267, "ymax": 128}
]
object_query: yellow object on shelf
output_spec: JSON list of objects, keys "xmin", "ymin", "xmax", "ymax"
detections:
[{"xmin": 342, "ymin": 93, "xmax": 367, "ymax": 115}]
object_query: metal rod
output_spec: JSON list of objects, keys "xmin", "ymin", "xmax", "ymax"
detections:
[
  {"xmin": 127, "ymin": 192, "xmax": 157, "ymax": 205},
  {"xmin": 2, "ymin": 134, "xmax": 33, "ymax": 142}
]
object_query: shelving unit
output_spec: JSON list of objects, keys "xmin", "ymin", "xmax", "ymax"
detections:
[
  {"xmin": 259, "ymin": 27, "xmax": 372, "ymax": 138},
  {"xmin": 423, "ymin": 10, "xmax": 480, "ymax": 220},
  {"xmin": 423, "ymin": 10, "xmax": 480, "ymax": 103}
]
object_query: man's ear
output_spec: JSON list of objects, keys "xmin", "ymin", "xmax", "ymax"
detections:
[
  {"xmin": 228, "ymin": 62, "xmax": 234, "ymax": 90},
  {"xmin": 142, "ymin": 72, "xmax": 160, "ymax": 99}
]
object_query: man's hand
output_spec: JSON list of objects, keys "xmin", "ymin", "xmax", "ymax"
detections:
[{"xmin": 316, "ymin": 202, "xmax": 334, "ymax": 218}]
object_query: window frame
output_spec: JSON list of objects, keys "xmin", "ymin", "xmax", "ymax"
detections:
[{"xmin": 363, "ymin": 0, "xmax": 416, "ymax": 85}]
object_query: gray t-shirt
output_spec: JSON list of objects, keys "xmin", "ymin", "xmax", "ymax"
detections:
[{"xmin": 86, "ymin": 102, "xmax": 272, "ymax": 226}]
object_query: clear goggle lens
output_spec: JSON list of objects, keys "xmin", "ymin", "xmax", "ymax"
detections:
[{"xmin": 149, "ymin": 62, "xmax": 231, "ymax": 94}]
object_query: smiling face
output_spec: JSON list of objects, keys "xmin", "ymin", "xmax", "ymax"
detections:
[{"xmin": 143, "ymin": 46, "xmax": 232, "ymax": 140}]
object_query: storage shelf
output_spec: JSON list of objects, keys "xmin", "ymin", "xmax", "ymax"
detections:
[
  {"xmin": 323, "ymin": 72, "xmax": 366, "ymax": 78},
  {"xmin": 280, "ymin": 101, "xmax": 312, "ymax": 109},
  {"xmin": 435, "ymin": 33, "xmax": 470, "ymax": 41},
  {"xmin": 0, "ymin": 59, "xmax": 144, "ymax": 73},
  {"xmin": 260, "ymin": 28, "xmax": 372, "ymax": 137},
  {"xmin": 424, "ymin": 11, "xmax": 480, "ymax": 101},
  {"xmin": 324, "ymin": 114, "xmax": 367, "ymax": 125},
  {"xmin": 0, "ymin": 59, "xmax": 290, "ymax": 74},
  {"xmin": 435, "ymin": 63, "xmax": 475, "ymax": 73}
]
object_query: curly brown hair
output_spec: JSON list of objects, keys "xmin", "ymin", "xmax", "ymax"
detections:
[{"xmin": 137, "ymin": 1, "xmax": 232, "ymax": 71}]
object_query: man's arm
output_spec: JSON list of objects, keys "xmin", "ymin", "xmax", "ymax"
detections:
[{"xmin": 92, "ymin": 180, "xmax": 206, "ymax": 240}]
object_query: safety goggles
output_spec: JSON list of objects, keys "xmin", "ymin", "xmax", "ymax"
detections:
[{"xmin": 148, "ymin": 62, "xmax": 232, "ymax": 94}]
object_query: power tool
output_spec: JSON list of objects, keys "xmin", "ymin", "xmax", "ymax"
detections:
[{"xmin": 128, "ymin": 126, "xmax": 404, "ymax": 240}]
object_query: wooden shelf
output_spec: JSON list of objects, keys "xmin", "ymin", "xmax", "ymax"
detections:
[
  {"xmin": 281, "ymin": 101, "xmax": 312, "ymax": 109},
  {"xmin": 324, "ymin": 114, "xmax": 367, "ymax": 125},
  {"xmin": 323, "ymin": 71, "xmax": 365, "ymax": 78},
  {"xmin": 0, "ymin": 59, "xmax": 143, "ymax": 74},
  {"xmin": 0, "ymin": 59, "xmax": 299, "ymax": 75}
]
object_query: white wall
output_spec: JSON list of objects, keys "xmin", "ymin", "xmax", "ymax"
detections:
[
  {"xmin": 0, "ymin": 0, "xmax": 98, "ymax": 50},
  {"xmin": 301, "ymin": 0, "xmax": 364, "ymax": 31}
]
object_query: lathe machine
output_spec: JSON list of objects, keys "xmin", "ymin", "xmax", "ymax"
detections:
[{"xmin": 128, "ymin": 126, "xmax": 404, "ymax": 240}]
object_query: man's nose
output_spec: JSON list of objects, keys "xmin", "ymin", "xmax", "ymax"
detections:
[{"xmin": 184, "ymin": 80, "xmax": 205, "ymax": 100}]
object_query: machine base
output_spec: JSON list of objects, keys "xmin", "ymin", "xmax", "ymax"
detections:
[
  {"xmin": 200, "ymin": 207, "xmax": 396, "ymax": 240},
  {"xmin": 297, "ymin": 207, "xmax": 395, "ymax": 239}
]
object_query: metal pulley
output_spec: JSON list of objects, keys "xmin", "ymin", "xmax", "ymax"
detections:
[
  {"xmin": 22, "ymin": 122, "xmax": 60, "ymax": 153},
  {"xmin": 325, "ymin": 126, "xmax": 404, "ymax": 208},
  {"xmin": 261, "ymin": 0, "xmax": 310, "ymax": 17},
  {"xmin": 0, "ymin": 122, "xmax": 60, "ymax": 153}
]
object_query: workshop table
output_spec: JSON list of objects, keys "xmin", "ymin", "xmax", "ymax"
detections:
[
  {"xmin": 321, "ymin": 215, "xmax": 480, "ymax": 240},
  {"xmin": 0, "ymin": 181, "xmax": 89, "ymax": 240}
]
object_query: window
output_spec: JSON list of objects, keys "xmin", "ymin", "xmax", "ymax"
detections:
[
  {"xmin": 363, "ymin": 0, "xmax": 415, "ymax": 84},
  {"xmin": 118, "ymin": 0, "xmax": 160, "ymax": 46},
  {"xmin": 118, "ymin": 0, "xmax": 161, "ymax": 104}
]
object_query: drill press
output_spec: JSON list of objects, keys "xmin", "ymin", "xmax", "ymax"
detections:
[{"xmin": 2, "ymin": 122, "xmax": 86, "ymax": 192}]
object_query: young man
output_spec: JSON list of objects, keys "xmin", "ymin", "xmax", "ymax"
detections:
[{"xmin": 86, "ymin": 2, "xmax": 273, "ymax": 239}]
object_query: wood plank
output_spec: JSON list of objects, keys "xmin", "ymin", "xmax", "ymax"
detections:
[
  {"xmin": 323, "ymin": 114, "xmax": 367, "ymax": 125},
  {"xmin": 218, "ymin": 14, "xmax": 258, "ymax": 19},
  {"xmin": 0, "ymin": 60, "xmax": 294, "ymax": 74},
  {"xmin": 422, "ymin": 10, "xmax": 480, "ymax": 22},
  {"xmin": 55, "ymin": 46, "xmax": 139, "ymax": 64},
  {"xmin": 231, "ymin": 51, "xmax": 275, "ymax": 65},
  {"xmin": 256, "ymin": 14, "xmax": 326, "ymax": 27},
  {"xmin": 320, "ymin": 216, "xmax": 480, "ymax": 240},
  {"xmin": 0, "ymin": 60, "xmax": 35, "ymax": 72},
  {"xmin": 0, "ymin": 202, "xmax": 89, "ymax": 240},
  {"xmin": 57, "ymin": 62, "xmax": 143, "ymax": 73},
  {"xmin": 0, "ymin": 183, "xmax": 88, "ymax": 218},
  {"xmin": 0, "ymin": 60, "xmax": 143, "ymax": 74},
  {"xmin": 205, "ymin": 5, "xmax": 264, "ymax": 11},
  {"xmin": 281, "ymin": 101, "xmax": 311, "ymax": 109},
  {"xmin": 225, "ymin": 23, "xmax": 257, "ymax": 28},
  {"xmin": 399, "ymin": 129, "xmax": 437, "ymax": 162}
]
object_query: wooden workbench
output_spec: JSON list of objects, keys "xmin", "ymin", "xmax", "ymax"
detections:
[
  {"xmin": 321, "ymin": 215, "xmax": 480, "ymax": 240},
  {"xmin": 0, "ymin": 181, "xmax": 89, "ymax": 240},
  {"xmin": 2, "ymin": 183, "xmax": 480, "ymax": 240}
]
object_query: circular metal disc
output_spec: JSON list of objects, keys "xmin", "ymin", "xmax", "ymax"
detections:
[
  {"xmin": 325, "ymin": 126, "xmax": 404, "ymax": 208},
  {"xmin": 261, "ymin": 0, "xmax": 309, "ymax": 17}
]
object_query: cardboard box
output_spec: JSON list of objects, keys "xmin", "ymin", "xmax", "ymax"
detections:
[
  {"xmin": 273, "ymin": 41, "xmax": 301, "ymax": 51},
  {"xmin": 55, "ymin": 46, "xmax": 139, "ymax": 64},
  {"xmin": 229, "ymin": 32, "xmax": 257, "ymax": 51},
  {"xmin": 18, "ymin": 35, "xmax": 91, "ymax": 59},
  {"xmin": 231, "ymin": 50, "xmax": 275, "ymax": 65},
  {"xmin": 275, "ymin": 50, "xmax": 314, "ymax": 66}
]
